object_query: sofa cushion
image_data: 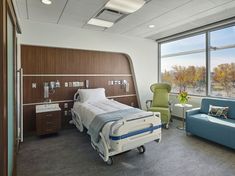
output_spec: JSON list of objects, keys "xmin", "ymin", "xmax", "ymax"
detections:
[
  {"xmin": 189, "ymin": 113, "xmax": 210, "ymax": 121},
  {"xmin": 208, "ymin": 105, "xmax": 229, "ymax": 119},
  {"xmin": 207, "ymin": 116, "xmax": 235, "ymax": 128},
  {"xmin": 186, "ymin": 113, "xmax": 235, "ymax": 149},
  {"xmin": 201, "ymin": 98, "xmax": 235, "ymax": 119},
  {"xmin": 189, "ymin": 113, "xmax": 235, "ymax": 127}
]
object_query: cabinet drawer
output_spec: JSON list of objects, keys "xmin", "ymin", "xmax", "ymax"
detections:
[{"xmin": 36, "ymin": 111, "xmax": 61, "ymax": 135}]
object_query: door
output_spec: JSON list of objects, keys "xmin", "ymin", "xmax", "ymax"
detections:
[
  {"xmin": 7, "ymin": 12, "xmax": 15, "ymax": 176},
  {"xmin": 0, "ymin": 0, "xmax": 19, "ymax": 175}
]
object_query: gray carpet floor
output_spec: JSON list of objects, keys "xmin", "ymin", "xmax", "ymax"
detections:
[{"xmin": 17, "ymin": 120, "xmax": 235, "ymax": 176}]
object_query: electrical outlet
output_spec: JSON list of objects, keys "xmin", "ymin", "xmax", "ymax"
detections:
[
  {"xmin": 114, "ymin": 80, "xmax": 121, "ymax": 85},
  {"xmin": 32, "ymin": 83, "xmax": 37, "ymax": 88},
  {"xmin": 68, "ymin": 110, "xmax": 71, "ymax": 116},
  {"xmin": 79, "ymin": 82, "xmax": 84, "ymax": 87},
  {"xmin": 64, "ymin": 103, "xmax": 68, "ymax": 109},
  {"xmin": 65, "ymin": 82, "xmax": 68, "ymax": 87},
  {"xmin": 108, "ymin": 81, "xmax": 114, "ymax": 85},
  {"xmin": 69, "ymin": 82, "xmax": 73, "ymax": 87},
  {"xmin": 72, "ymin": 81, "xmax": 84, "ymax": 87},
  {"xmin": 72, "ymin": 82, "xmax": 80, "ymax": 87}
]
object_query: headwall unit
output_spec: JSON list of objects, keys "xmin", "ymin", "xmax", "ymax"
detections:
[{"xmin": 21, "ymin": 45, "xmax": 139, "ymax": 136}]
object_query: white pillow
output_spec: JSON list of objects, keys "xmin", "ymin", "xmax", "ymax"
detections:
[{"xmin": 77, "ymin": 88, "xmax": 106, "ymax": 103}]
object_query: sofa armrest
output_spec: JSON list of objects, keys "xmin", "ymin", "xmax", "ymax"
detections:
[{"xmin": 186, "ymin": 107, "xmax": 201, "ymax": 118}]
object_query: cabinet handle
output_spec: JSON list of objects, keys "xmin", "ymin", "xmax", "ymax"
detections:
[{"xmin": 45, "ymin": 114, "xmax": 53, "ymax": 117}]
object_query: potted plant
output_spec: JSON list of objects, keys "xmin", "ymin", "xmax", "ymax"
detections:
[{"xmin": 178, "ymin": 91, "xmax": 189, "ymax": 104}]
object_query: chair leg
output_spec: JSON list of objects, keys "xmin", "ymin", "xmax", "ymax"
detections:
[{"xmin": 165, "ymin": 123, "xmax": 169, "ymax": 129}]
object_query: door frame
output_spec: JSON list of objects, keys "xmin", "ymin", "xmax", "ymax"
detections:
[
  {"xmin": 0, "ymin": 0, "xmax": 8, "ymax": 175},
  {"xmin": 0, "ymin": 0, "xmax": 20, "ymax": 175},
  {"xmin": 7, "ymin": 1, "xmax": 17, "ymax": 175}
]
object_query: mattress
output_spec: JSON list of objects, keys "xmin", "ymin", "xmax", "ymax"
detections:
[
  {"xmin": 73, "ymin": 99, "xmax": 131, "ymax": 129},
  {"xmin": 73, "ymin": 99, "xmax": 157, "ymax": 148}
]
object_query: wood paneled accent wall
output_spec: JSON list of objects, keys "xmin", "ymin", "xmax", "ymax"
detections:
[{"xmin": 21, "ymin": 45, "xmax": 139, "ymax": 136}]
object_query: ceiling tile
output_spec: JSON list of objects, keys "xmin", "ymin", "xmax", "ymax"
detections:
[
  {"xmin": 208, "ymin": 0, "xmax": 233, "ymax": 5},
  {"xmin": 58, "ymin": 0, "xmax": 108, "ymax": 28},
  {"xmin": 106, "ymin": 0, "xmax": 192, "ymax": 33},
  {"xmin": 15, "ymin": 0, "xmax": 28, "ymax": 19},
  {"xmin": 14, "ymin": 0, "xmax": 235, "ymax": 40},
  {"xmin": 148, "ymin": 2, "xmax": 235, "ymax": 40},
  {"xmin": 27, "ymin": 0, "xmax": 67, "ymax": 23},
  {"xmin": 83, "ymin": 24, "xmax": 106, "ymax": 31},
  {"xmin": 123, "ymin": 0, "xmax": 216, "ymax": 36}
]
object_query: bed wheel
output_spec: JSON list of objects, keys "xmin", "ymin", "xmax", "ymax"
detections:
[
  {"xmin": 137, "ymin": 145, "xmax": 145, "ymax": 154},
  {"xmin": 106, "ymin": 157, "xmax": 113, "ymax": 166},
  {"xmin": 155, "ymin": 138, "xmax": 160, "ymax": 143}
]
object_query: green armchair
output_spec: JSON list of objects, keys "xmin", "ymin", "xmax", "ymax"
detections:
[{"xmin": 146, "ymin": 83, "xmax": 172, "ymax": 128}]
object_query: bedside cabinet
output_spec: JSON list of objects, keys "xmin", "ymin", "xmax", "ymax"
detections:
[{"xmin": 36, "ymin": 104, "xmax": 61, "ymax": 136}]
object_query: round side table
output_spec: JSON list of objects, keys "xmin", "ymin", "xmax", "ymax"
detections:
[{"xmin": 174, "ymin": 103, "xmax": 192, "ymax": 130}]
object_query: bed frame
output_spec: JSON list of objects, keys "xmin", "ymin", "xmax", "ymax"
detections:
[{"xmin": 71, "ymin": 108, "xmax": 161, "ymax": 165}]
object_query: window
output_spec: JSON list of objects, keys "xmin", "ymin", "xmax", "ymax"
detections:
[
  {"xmin": 210, "ymin": 26, "xmax": 235, "ymax": 98},
  {"xmin": 159, "ymin": 24, "xmax": 235, "ymax": 98},
  {"xmin": 160, "ymin": 34, "xmax": 206, "ymax": 95}
]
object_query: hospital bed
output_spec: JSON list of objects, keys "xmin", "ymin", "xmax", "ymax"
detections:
[{"xmin": 71, "ymin": 88, "xmax": 161, "ymax": 165}]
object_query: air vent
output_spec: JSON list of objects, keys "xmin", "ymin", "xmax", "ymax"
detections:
[
  {"xmin": 86, "ymin": 0, "xmax": 151, "ymax": 28},
  {"xmin": 96, "ymin": 9, "xmax": 124, "ymax": 23}
]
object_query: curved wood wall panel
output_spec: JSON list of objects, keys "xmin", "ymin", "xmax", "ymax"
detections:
[
  {"xmin": 21, "ymin": 45, "xmax": 139, "ymax": 136},
  {"xmin": 21, "ymin": 45, "xmax": 131, "ymax": 74}
]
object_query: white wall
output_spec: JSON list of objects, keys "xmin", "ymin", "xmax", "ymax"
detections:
[{"xmin": 20, "ymin": 20, "xmax": 158, "ymax": 109}]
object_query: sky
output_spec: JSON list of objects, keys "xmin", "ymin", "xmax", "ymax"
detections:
[{"xmin": 161, "ymin": 25, "xmax": 235, "ymax": 72}]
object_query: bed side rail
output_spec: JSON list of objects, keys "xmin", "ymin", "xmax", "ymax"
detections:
[
  {"xmin": 109, "ymin": 112, "xmax": 160, "ymax": 136},
  {"xmin": 71, "ymin": 108, "xmax": 84, "ymax": 132}
]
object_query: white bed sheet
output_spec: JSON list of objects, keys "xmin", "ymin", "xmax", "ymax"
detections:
[
  {"xmin": 73, "ymin": 99, "xmax": 131, "ymax": 129},
  {"xmin": 73, "ymin": 98, "xmax": 156, "ymax": 148}
]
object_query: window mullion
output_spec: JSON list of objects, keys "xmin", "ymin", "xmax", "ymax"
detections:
[
  {"xmin": 206, "ymin": 32, "xmax": 211, "ymax": 96},
  {"xmin": 161, "ymin": 48, "xmax": 206, "ymax": 58},
  {"xmin": 158, "ymin": 44, "xmax": 161, "ymax": 83}
]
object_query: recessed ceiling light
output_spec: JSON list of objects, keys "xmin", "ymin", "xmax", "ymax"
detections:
[
  {"xmin": 41, "ymin": 0, "xmax": 52, "ymax": 5},
  {"xmin": 148, "ymin": 24, "xmax": 155, "ymax": 28},
  {"xmin": 105, "ymin": 0, "xmax": 146, "ymax": 14},
  {"xmin": 87, "ymin": 18, "xmax": 114, "ymax": 28}
]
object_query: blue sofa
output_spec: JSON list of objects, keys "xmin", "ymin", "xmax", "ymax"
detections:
[{"xmin": 186, "ymin": 98, "xmax": 235, "ymax": 149}]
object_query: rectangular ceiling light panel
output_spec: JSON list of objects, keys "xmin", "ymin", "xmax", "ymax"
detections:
[
  {"xmin": 105, "ymin": 0, "xmax": 146, "ymax": 14},
  {"xmin": 87, "ymin": 18, "xmax": 114, "ymax": 28}
]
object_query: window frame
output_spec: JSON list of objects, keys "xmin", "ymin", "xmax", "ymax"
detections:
[{"xmin": 158, "ymin": 22, "xmax": 235, "ymax": 98}]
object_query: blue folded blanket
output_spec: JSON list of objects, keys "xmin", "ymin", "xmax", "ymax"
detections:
[{"xmin": 88, "ymin": 108, "xmax": 143, "ymax": 143}]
